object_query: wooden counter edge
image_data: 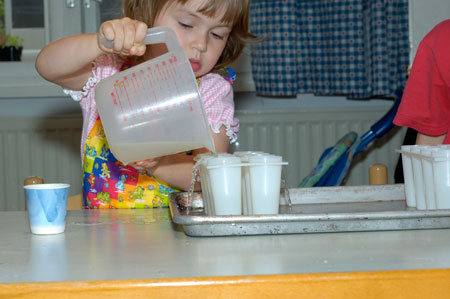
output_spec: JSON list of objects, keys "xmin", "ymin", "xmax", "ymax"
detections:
[{"xmin": 1, "ymin": 268, "xmax": 450, "ymax": 298}]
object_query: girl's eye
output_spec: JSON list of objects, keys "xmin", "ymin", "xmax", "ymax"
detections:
[
  {"xmin": 211, "ymin": 32, "xmax": 224, "ymax": 40},
  {"xmin": 178, "ymin": 22, "xmax": 192, "ymax": 29}
]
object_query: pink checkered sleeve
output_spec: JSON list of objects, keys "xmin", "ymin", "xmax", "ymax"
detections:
[
  {"xmin": 63, "ymin": 54, "xmax": 123, "ymax": 160},
  {"xmin": 199, "ymin": 73, "xmax": 240, "ymax": 143}
]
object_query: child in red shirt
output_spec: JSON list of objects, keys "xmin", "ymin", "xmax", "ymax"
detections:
[{"xmin": 394, "ymin": 19, "xmax": 450, "ymax": 145}]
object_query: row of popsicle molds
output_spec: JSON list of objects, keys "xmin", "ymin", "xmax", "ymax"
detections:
[
  {"xmin": 194, "ymin": 152, "xmax": 288, "ymax": 216},
  {"xmin": 399, "ymin": 145, "xmax": 450, "ymax": 210}
]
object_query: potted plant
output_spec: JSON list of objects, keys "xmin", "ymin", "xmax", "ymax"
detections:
[{"xmin": 0, "ymin": 0, "xmax": 24, "ymax": 61}]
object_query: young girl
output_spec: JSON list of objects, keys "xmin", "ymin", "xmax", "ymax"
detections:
[{"xmin": 35, "ymin": 0, "xmax": 256, "ymax": 209}]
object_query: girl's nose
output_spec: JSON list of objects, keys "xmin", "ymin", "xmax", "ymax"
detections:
[{"xmin": 191, "ymin": 32, "xmax": 207, "ymax": 52}]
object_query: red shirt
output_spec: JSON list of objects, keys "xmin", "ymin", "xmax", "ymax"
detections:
[{"xmin": 394, "ymin": 19, "xmax": 450, "ymax": 144}]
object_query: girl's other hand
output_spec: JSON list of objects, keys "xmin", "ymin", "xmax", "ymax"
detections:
[
  {"xmin": 98, "ymin": 17, "xmax": 148, "ymax": 56},
  {"xmin": 129, "ymin": 157, "xmax": 161, "ymax": 171}
]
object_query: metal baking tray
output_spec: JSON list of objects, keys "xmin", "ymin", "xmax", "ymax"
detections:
[{"xmin": 169, "ymin": 184, "xmax": 450, "ymax": 237}]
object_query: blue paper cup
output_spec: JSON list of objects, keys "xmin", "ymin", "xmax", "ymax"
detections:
[{"xmin": 24, "ymin": 183, "xmax": 70, "ymax": 234}]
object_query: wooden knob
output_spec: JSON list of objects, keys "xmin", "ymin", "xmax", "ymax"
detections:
[
  {"xmin": 24, "ymin": 176, "xmax": 44, "ymax": 186},
  {"xmin": 24, "ymin": 176, "xmax": 44, "ymax": 210},
  {"xmin": 369, "ymin": 164, "xmax": 387, "ymax": 185}
]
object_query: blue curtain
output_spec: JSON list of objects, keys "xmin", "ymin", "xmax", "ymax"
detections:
[{"xmin": 250, "ymin": 0, "xmax": 409, "ymax": 98}]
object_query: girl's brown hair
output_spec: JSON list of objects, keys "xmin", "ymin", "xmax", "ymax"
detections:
[{"xmin": 123, "ymin": 0, "xmax": 258, "ymax": 70}]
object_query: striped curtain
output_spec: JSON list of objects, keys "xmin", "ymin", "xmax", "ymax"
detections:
[{"xmin": 249, "ymin": 0, "xmax": 409, "ymax": 98}]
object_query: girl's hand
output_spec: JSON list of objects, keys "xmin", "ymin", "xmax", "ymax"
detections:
[
  {"xmin": 129, "ymin": 157, "xmax": 161, "ymax": 171},
  {"xmin": 98, "ymin": 17, "xmax": 148, "ymax": 56}
]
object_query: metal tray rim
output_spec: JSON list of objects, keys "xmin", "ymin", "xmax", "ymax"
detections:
[
  {"xmin": 169, "ymin": 195, "xmax": 450, "ymax": 226},
  {"xmin": 168, "ymin": 186, "xmax": 450, "ymax": 236}
]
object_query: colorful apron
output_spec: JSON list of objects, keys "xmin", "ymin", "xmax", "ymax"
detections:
[
  {"xmin": 82, "ymin": 117, "xmax": 178, "ymax": 209},
  {"xmin": 82, "ymin": 65, "xmax": 235, "ymax": 209}
]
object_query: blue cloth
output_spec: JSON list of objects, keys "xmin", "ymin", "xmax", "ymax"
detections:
[{"xmin": 250, "ymin": 0, "xmax": 409, "ymax": 98}]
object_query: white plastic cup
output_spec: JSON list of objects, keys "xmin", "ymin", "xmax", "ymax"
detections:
[
  {"xmin": 248, "ymin": 154, "xmax": 283, "ymax": 215},
  {"xmin": 195, "ymin": 153, "xmax": 215, "ymax": 215},
  {"xmin": 233, "ymin": 151, "xmax": 265, "ymax": 215},
  {"xmin": 421, "ymin": 147, "xmax": 438, "ymax": 209},
  {"xmin": 24, "ymin": 184, "xmax": 70, "ymax": 234},
  {"xmin": 432, "ymin": 149, "xmax": 450, "ymax": 209},
  {"xmin": 233, "ymin": 152, "xmax": 251, "ymax": 215},
  {"xmin": 410, "ymin": 146, "xmax": 427, "ymax": 210},
  {"xmin": 206, "ymin": 154, "xmax": 242, "ymax": 215},
  {"xmin": 401, "ymin": 145, "xmax": 416, "ymax": 207}
]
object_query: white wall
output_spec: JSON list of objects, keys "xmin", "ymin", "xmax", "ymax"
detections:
[{"xmin": 408, "ymin": 0, "xmax": 450, "ymax": 63}]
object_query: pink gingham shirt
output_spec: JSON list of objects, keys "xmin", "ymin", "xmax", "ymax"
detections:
[{"xmin": 64, "ymin": 54, "xmax": 239, "ymax": 158}]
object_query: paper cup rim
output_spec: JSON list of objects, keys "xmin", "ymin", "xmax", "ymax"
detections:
[{"xmin": 24, "ymin": 183, "xmax": 70, "ymax": 190}]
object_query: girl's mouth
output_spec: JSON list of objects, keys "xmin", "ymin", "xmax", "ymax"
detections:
[{"xmin": 189, "ymin": 59, "xmax": 201, "ymax": 72}]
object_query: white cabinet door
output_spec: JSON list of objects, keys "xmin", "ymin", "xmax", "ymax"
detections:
[
  {"xmin": 47, "ymin": 0, "xmax": 83, "ymax": 43},
  {"xmin": 82, "ymin": 0, "xmax": 123, "ymax": 34},
  {"xmin": 48, "ymin": 0, "xmax": 122, "ymax": 42}
]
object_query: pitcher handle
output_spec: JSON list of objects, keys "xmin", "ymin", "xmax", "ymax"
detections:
[{"xmin": 101, "ymin": 26, "xmax": 179, "ymax": 51}]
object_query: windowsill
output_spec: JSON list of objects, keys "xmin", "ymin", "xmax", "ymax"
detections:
[
  {"xmin": 0, "ymin": 50, "xmax": 66, "ymax": 98},
  {"xmin": 0, "ymin": 50, "xmax": 256, "ymax": 99}
]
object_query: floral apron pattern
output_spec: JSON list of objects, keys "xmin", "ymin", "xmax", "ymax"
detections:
[{"xmin": 82, "ymin": 118, "xmax": 178, "ymax": 209}]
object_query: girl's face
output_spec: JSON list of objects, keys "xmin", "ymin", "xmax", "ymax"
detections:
[{"xmin": 150, "ymin": 0, "xmax": 232, "ymax": 77}]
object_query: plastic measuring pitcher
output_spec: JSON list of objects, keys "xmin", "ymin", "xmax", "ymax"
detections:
[{"xmin": 95, "ymin": 26, "xmax": 215, "ymax": 164}]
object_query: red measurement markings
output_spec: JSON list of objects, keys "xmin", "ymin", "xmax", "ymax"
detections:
[
  {"xmin": 122, "ymin": 76, "xmax": 135, "ymax": 119},
  {"xmin": 161, "ymin": 61, "xmax": 168, "ymax": 80},
  {"xmin": 155, "ymin": 64, "xmax": 165, "ymax": 111},
  {"xmin": 138, "ymin": 69, "xmax": 146, "ymax": 93},
  {"xmin": 146, "ymin": 66, "xmax": 159, "ymax": 113},
  {"xmin": 130, "ymin": 72, "xmax": 144, "ymax": 116},
  {"xmin": 135, "ymin": 70, "xmax": 147, "ymax": 116},
  {"xmin": 172, "ymin": 55, "xmax": 192, "ymax": 111},
  {"xmin": 168, "ymin": 57, "xmax": 181, "ymax": 102},
  {"xmin": 131, "ymin": 72, "xmax": 140, "ymax": 90},
  {"xmin": 184, "ymin": 55, "xmax": 194, "ymax": 112},
  {"xmin": 155, "ymin": 64, "xmax": 163, "ymax": 91},
  {"xmin": 111, "ymin": 92, "xmax": 117, "ymax": 105},
  {"xmin": 113, "ymin": 79, "xmax": 127, "ymax": 121},
  {"xmin": 170, "ymin": 55, "xmax": 179, "ymax": 76},
  {"xmin": 153, "ymin": 65, "xmax": 161, "ymax": 85},
  {"xmin": 162, "ymin": 61, "xmax": 171, "ymax": 110}
]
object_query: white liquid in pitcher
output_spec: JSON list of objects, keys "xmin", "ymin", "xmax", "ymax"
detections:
[{"xmin": 112, "ymin": 141, "xmax": 206, "ymax": 164}]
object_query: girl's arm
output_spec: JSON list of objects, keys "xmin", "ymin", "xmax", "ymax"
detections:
[
  {"xmin": 416, "ymin": 132, "xmax": 446, "ymax": 145},
  {"xmin": 35, "ymin": 33, "xmax": 102, "ymax": 91},
  {"xmin": 146, "ymin": 126, "xmax": 230, "ymax": 191},
  {"xmin": 35, "ymin": 18, "xmax": 148, "ymax": 91}
]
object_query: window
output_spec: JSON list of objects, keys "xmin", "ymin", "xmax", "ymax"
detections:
[
  {"xmin": 3, "ymin": 0, "xmax": 45, "ymax": 50},
  {"xmin": 1, "ymin": 0, "xmax": 140, "ymax": 98},
  {"xmin": 2, "ymin": 0, "xmax": 122, "ymax": 52},
  {"xmin": 0, "ymin": 0, "xmax": 252, "ymax": 99},
  {"xmin": 12, "ymin": 0, "xmax": 44, "ymax": 27}
]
